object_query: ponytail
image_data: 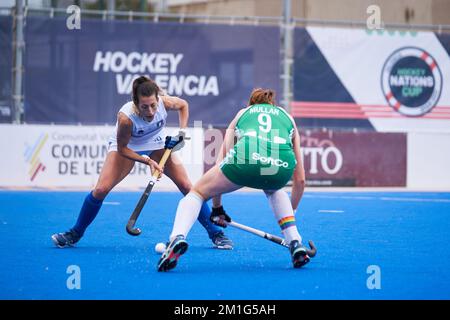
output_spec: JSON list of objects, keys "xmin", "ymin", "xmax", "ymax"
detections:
[{"xmin": 248, "ymin": 88, "xmax": 276, "ymax": 106}]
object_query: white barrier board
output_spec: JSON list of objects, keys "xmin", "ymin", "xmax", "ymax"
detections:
[
  {"xmin": 407, "ymin": 132, "xmax": 450, "ymax": 189},
  {"xmin": 0, "ymin": 124, "xmax": 204, "ymax": 190}
]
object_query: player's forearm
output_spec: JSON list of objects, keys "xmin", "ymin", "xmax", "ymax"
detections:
[
  {"xmin": 215, "ymin": 143, "xmax": 226, "ymax": 165},
  {"xmin": 215, "ymin": 128, "xmax": 235, "ymax": 165},
  {"xmin": 212, "ymin": 195, "xmax": 222, "ymax": 208},
  {"xmin": 291, "ymin": 180, "xmax": 305, "ymax": 211},
  {"xmin": 118, "ymin": 146, "xmax": 148, "ymax": 164},
  {"xmin": 290, "ymin": 127, "xmax": 305, "ymax": 211},
  {"xmin": 178, "ymin": 101, "xmax": 189, "ymax": 129},
  {"xmin": 290, "ymin": 169, "xmax": 306, "ymax": 210}
]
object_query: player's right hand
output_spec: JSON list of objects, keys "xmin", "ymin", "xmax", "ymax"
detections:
[
  {"xmin": 210, "ymin": 206, "xmax": 232, "ymax": 228},
  {"xmin": 143, "ymin": 156, "xmax": 163, "ymax": 176}
]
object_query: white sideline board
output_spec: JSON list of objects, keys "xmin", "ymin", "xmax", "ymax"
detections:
[
  {"xmin": 407, "ymin": 132, "xmax": 450, "ymax": 190},
  {"xmin": 0, "ymin": 124, "xmax": 204, "ymax": 190}
]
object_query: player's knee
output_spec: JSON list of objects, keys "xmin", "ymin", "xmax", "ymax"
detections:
[
  {"xmin": 178, "ymin": 181, "xmax": 193, "ymax": 195},
  {"xmin": 190, "ymin": 188, "xmax": 209, "ymax": 201},
  {"xmin": 92, "ymin": 186, "xmax": 110, "ymax": 199}
]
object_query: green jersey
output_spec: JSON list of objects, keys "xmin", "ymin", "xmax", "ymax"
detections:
[
  {"xmin": 220, "ymin": 104, "xmax": 297, "ymax": 190},
  {"xmin": 235, "ymin": 103, "xmax": 295, "ymax": 150}
]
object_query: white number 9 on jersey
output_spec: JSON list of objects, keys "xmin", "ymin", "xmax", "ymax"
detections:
[{"xmin": 258, "ymin": 113, "xmax": 272, "ymax": 133}]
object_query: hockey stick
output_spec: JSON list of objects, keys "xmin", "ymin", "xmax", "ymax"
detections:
[
  {"xmin": 217, "ymin": 219, "xmax": 317, "ymax": 257},
  {"xmin": 228, "ymin": 220, "xmax": 289, "ymax": 247},
  {"xmin": 126, "ymin": 134, "xmax": 186, "ymax": 236}
]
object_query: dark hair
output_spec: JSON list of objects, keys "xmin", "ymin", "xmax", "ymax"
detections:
[
  {"xmin": 132, "ymin": 76, "xmax": 160, "ymax": 106},
  {"xmin": 248, "ymin": 88, "xmax": 275, "ymax": 106}
]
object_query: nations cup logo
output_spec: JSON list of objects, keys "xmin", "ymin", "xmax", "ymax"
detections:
[{"xmin": 381, "ymin": 47, "xmax": 442, "ymax": 116}]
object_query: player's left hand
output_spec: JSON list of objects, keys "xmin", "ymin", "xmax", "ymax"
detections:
[
  {"xmin": 210, "ymin": 206, "xmax": 232, "ymax": 228},
  {"xmin": 165, "ymin": 130, "xmax": 187, "ymax": 150}
]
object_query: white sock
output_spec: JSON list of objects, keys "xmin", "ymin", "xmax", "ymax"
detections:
[
  {"xmin": 265, "ymin": 189, "xmax": 302, "ymax": 244},
  {"xmin": 169, "ymin": 192, "xmax": 203, "ymax": 240}
]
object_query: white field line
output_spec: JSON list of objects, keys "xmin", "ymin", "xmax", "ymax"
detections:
[
  {"xmin": 379, "ymin": 197, "xmax": 450, "ymax": 203},
  {"xmin": 318, "ymin": 210, "xmax": 345, "ymax": 213},
  {"xmin": 305, "ymin": 194, "xmax": 450, "ymax": 203},
  {"xmin": 103, "ymin": 201, "xmax": 121, "ymax": 205},
  {"xmin": 304, "ymin": 195, "xmax": 376, "ymax": 200}
]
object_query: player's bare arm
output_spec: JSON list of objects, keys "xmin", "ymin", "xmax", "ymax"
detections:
[
  {"xmin": 161, "ymin": 95, "xmax": 189, "ymax": 129},
  {"xmin": 216, "ymin": 109, "xmax": 246, "ymax": 165},
  {"xmin": 290, "ymin": 126, "xmax": 306, "ymax": 211}
]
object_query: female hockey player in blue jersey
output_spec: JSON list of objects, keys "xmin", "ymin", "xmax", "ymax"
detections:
[{"xmin": 51, "ymin": 76, "xmax": 232, "ymax": 250}]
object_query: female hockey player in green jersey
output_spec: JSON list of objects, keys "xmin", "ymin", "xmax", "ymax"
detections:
[{"xmin": 157, "ymin": 88, "xmax": 315, "ymax": 272}]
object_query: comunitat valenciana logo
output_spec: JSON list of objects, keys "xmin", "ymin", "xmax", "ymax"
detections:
[
  {"xmin": 381, "ymin": 47, "xmax": 442, "ymax": 116},
  {"xmin": 24, "ymin": 133, "xmax": 48, "ymax": 181}
]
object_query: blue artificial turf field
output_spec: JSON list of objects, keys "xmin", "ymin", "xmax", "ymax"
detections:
[{"xmin": 0, "ymin": 190, "xmax": 449, "ymax": 300}]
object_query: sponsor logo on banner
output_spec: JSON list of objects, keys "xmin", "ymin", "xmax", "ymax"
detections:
[
  {"xmin": 381, "ymin": 47, "xmax": 443, "ymax": 116},
  {"xmin": 23, "ymin": 130, "xmax": 125, "ymax": 182},
  {"xmin": 24, "ymin": 133, "xmax": 48, "ymax": 181},
  {"xmin": 0, "ymin": 124, "xmax": 203, "ymax": 188},
  {"xmin": 299, "ymin": 131, "xmax": 406, "ymax": 187},
  {"xmin": 302, "ymin": 136, "xmax": 344, "ymax": 185},
  {"xmin": 92, "ymin": 51, "xmax": 219, "ymax": 97}
]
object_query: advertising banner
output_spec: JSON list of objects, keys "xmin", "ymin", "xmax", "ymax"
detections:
[
  {"xmin": 0, "ymin": 124, "xmax": 204, "ymax": 189},
  {"xmin": 24, "ymin": 17, "xmax": 280, "ymax": 127},
  {"xmin": 293, "ymin": 27, "xmax": 450, "ymax": 132},
  {"xmin": 203, "ymin": 128, "xmax": 407, "ymax": 187},
  {"xmin": 301, "ymin": 130, "xmax": 406, "ymax": 187}
]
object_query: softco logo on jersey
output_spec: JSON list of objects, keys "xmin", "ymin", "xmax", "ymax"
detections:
[
  {"xmin": 381, "ymin": 47, "xmax": 443, "ymax": 116},
  {"xmin": 252, "ymin": 153, "xmax": 289, "ymax": 168}
]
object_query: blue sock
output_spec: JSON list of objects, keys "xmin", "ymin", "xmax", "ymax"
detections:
[
  {"xmin": 197, "ymin": 201, "xmax": 222, "ymax": 239},
  {"xmin": 72, "ymin": 192, "xmax": 103, "ymax": 236}
]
